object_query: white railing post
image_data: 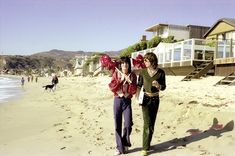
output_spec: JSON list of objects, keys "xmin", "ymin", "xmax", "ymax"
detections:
[
  {"xmin": 191, "ymin": 39, "xmax": 195, "ymax": 65},
  {"xmin": 234, "ymin": 41, "xmax": 235, "ymax": 57},
  {"xmin": 162, "ymin": 46, "xmax": 165, "ymax": 67},
  {"xmin": 223, "ymin": 40, "xmax": 226, "ymax": 58},
  {"xmin": 202, "ymin": 39, "xmax": 206, "ymax": 60},
  {"xmin": 180, "ymin": 41, "xmax": 184, "ymax": 66},
  {"xmin": 171, "ymin": 44, "xmax": 174, "ymax": 67}
]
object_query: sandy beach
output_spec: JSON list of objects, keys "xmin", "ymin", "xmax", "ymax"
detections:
[{"xmin": 0, "ymin": 75, "xmax": 235, "ymax": 156}]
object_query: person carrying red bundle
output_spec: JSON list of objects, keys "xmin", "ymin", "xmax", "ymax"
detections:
[{"xmin": 108, "ymin": 56, "xmax": 137, "ymax": 155}]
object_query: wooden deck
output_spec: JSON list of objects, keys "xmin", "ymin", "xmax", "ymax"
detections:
[
  {"xmin": 214, "ymin": 57, "xmax": 235, "ymax": 64},
  {"xmin": 160, "ymin": 60, "xmax": 214, "ymax": 76}
]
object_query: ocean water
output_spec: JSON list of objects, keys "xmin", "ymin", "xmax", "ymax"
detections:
[{"xmin": 0, "ymin": 76, "xmax": 24, "ymax": 103}]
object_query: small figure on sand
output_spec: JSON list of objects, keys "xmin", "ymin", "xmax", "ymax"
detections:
[
  {"xmin": 21, "ymin": 77, "xmax": 25, "ymax": 87},
  {"xmin": 52, "ymin": 74, "xmax": 59, "ymax": 91}
]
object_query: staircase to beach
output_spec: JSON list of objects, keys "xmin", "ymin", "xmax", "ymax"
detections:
[
  {"xmin": 182, "ymin": 61, "xmax": 214, "ymax": 81},
  {"xmin": 214, "ymin": 72, "xmax": 235, "ymax": 86}
]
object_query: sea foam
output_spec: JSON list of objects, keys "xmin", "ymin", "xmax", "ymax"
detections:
[{"xmin": 0, "ymin": 76, "xmax": 23, "ymax": 103}]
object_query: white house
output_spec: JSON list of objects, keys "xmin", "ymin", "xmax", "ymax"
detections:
[
  {"xmin": 74, "ymin": 55, "xmax": 88, "ymax": 76},
  {"xmin": 145, "ymin": 24, "xmax": 210, "ymax": 41},
  {"xmin": 132, "ymin": 38, "xmax": 215, "ymax": 75}
]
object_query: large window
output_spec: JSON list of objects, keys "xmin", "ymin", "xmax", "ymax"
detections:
[
  {"xmin": 165, "ymin": 50, "xmax": 172, "ymax": 62},
  {"xmin": 158, "ymin": 53, "xmax": 164, "ymax": 64},
  {"xmin": 225, "ymin": 31, "xmax": 235, "ymax": 40},
  {"xmin": 157, "ymin": 28, "xmax": 164, "ymax": 35},
  {"xmin": 217, "ymin": 39, "xmax": 233, "ymax": 58},
  {"xmin": 217, "ymin": 46, "xmax": 224, "ymax": 58},
  {"xmin": 183, "ymin": 49, "xmax": 191, "ymax": 60},
  {"xmin": 173, "ymin": 48, "xmax": 181, "ymax": 61}
]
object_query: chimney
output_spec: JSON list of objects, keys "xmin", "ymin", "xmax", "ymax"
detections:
[{"xmin": 140, "ymin": 35, "xmax": 147, "ymax": 42}]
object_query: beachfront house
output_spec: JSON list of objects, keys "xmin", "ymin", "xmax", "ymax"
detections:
[
  {"xmin": 74, "ymin": 55, "xmax": 87, "ymax": 76},
  {"xmin": 132, "ymin": 23, "xmax": 214, "ymax": 80},
  {"xmin": 74, "ymin": 55, "xmax": 101, "ymax": 76},
  {"xmin": 132, "ymin": 39, "xmax": 215, "ymax": 77},
  {"xmin": 145, "ymin": 23, "xmax": 210, "ymax": 41},
  {"xmin": 203, "ymin": 18, "xmax": 235, "ymax": 76}
]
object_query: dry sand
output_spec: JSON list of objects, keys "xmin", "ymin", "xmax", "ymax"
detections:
[{"xmin": 0, "ymin": 75, "xmax": 235, "ymax": 156}]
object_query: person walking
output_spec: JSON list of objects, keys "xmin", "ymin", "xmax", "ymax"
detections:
[
  {"xmin": 21, "ymin": 77, "xmax": 25, "ymax": 87},
  {"xmin": 109, "ymin": 57, "xmax": 137, "ymax": 155},
  {"xmin": 137, "ymin": 52, "xmax": 166, "ymax": 156},
  {"xmin": 52, "ymin": 75, "xmax": 59, "ymax": 91}
]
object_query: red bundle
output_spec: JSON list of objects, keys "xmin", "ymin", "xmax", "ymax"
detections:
[
  {"xmin": 100, "ymin": 54, "xmax": 118, "ymax": 73},
  {"xmin": 132, "ymin": 54, "xmax": 146, "ymax": 69}
]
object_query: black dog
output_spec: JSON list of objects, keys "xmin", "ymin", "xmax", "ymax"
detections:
[{"xmin": 43, "ymin": 84, "xmax": 54, "ymax": 91}]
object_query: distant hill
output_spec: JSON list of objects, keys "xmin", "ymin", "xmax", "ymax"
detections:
[
  {"xmin": 31, "ymin": 49, "xmax": 121, "ymax": 59},
  {"xmin": 0, "ymin": 49, "xmax": 121, "ymax": 75}
]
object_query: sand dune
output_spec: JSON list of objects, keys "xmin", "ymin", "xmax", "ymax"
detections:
[{"xmin": 0, "ymin": 75, "xmax": 234, "ymax": 156}]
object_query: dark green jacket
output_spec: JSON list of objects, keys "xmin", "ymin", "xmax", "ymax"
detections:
[{"xmin": 137, "ymin": 68, "xmax": 166, "ymax": 93}]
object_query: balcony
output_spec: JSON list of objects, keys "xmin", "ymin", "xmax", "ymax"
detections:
[{"xmin": 131, "ymin": 38, "xmax": 215, "ymax": 68}]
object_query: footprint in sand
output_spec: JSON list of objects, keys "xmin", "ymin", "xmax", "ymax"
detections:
[
  {"xmin": 135, "ymin": 128, "xmax": 140, "ymax": 133},
  {"xmin": 58, "ymin": 128, "xmax": 65, "ymax": 132},
  {"xmin": 63, "ymin": 135, "xmax": 72, "ymax": 139},
  {"xmin": 178, "ymin": 102, "xmax": 183, "ymax": 105},
  {"xmin": 106, "ymin": 146, "xmax": 115, "ymax": 151},
  {"xmin": 88, "ymin": 150, "xmax": 92, "ymax": 154},
  {"xmin": 188, "ymin": 100, "xmax": 198, "ymax": 104},
  {"xmin": 167, "ymin": 125, "xmax": 171, "ymax": 129},
  {"xmin": 60, "ymin": 147, "xmax": 66, "ymax": 150},
  {"xmin": 53, "ymin": 123, "xmax": 63, "ymax": 127}
]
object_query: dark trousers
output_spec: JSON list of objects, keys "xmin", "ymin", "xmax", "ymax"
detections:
[
  {"xmin": 142, "ymin": 95, "xmax": 159, "ymax": 150},
  {"xmin": 114, "ymin": 97, "xmax": 133, "ymax": 153}
]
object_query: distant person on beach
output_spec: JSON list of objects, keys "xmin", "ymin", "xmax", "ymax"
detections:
[
  {"xmin": 52, "ymin": 75, "xmax": 59, "ymax": 90},
  {"xmin": 31, "ymin": 76, "xmax": 34, "ymax": 82},
  {"xmin": 137, "ymin": 53, "xmax": 166, "ymax": 156},
  {"xmin": 108, "ymin": 57, "xmax": 137, "ymax": 155},
  {"xmin": 35, "ymin": 76, "xmax": 38, "ymax": 83},
  {"xmin": 27, "ymin": 76, "xmax": 30, "ymax": 82},
  {"xmin": 21, "ymin": 77, "xmax": 25, "ymax": 87}
]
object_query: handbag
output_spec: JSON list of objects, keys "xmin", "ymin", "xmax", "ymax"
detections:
[{"xmin": 137, "ymin": 86, "xmax": 144, "ymax": 105}]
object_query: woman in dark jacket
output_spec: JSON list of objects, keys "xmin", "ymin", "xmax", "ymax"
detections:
[{"xmin": 137, "ymin": 52, "xmax": 166, "ymax": 156}]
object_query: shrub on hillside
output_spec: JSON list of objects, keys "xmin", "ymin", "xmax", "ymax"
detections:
[{"xmin": 147, "ymin": 36, "xmax": 162, "ymax": 48}]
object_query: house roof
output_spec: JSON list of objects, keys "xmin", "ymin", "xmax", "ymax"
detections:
[
  {"xmin": 203, "ymin": 18, "xmax": 235, "ymax": 38},
  {"xmin": 145, "ymin": 23, "xmax": 210, "ymax": 32},
  {"xmin": 186, "ymin": 25, "xmax": 210, "ymax": 29},
  {"xmin": 145, "ymin": 23, "xmax": 168, "ymax": 32}
]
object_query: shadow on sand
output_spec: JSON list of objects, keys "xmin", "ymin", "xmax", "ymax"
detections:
[{"xmin": 128, "ymin": 118, "xmax": 234, "ymax": 155}]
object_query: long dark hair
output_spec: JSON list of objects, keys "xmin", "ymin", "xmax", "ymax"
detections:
[{"xmin": 119, "ymin": 56, "xmax": 132, "ymax": 74}]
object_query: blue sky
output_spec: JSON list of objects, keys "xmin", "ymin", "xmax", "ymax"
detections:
[{"xmin": 0, "ymin": 0, "xmax": 235, "ymax": 55}]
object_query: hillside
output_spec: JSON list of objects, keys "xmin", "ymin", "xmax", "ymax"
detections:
[
  {"xmin": 31, "ymin": 49, "xmax": 120, "ymax": 59},
  {"xmin": 0, "ymin": 49, "xmax": 121, "ymax": 75}
]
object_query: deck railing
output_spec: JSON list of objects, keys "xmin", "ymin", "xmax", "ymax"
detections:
[{"xmin": 131, "ymin": 38, "xmax": 216, "ymax": 67}]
